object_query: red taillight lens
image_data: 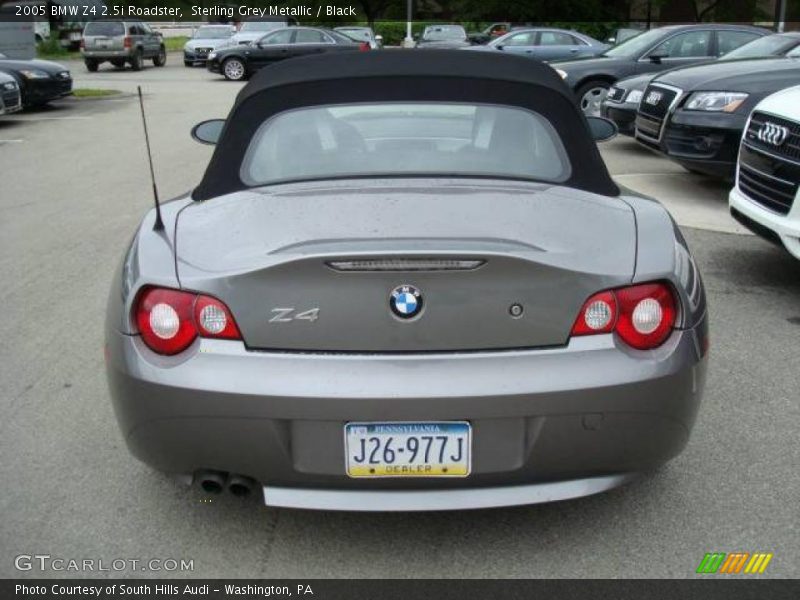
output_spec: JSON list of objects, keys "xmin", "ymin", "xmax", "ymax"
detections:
[
  {"xmin": 135, "ymin": 288, "xmax": 197, "ymax": 355},
  {"xmin": 194, "ymin": 295, "xmax": 241, "ymax": 340},
  {"xmin": 79, "ymin": 39, "xmax": 85, "ymax": 49},
  {"xmin": 359, "ymin": 42, "xmax": 370, "ymax": 51},
  {"xmin": 615, "ymin": 283, "xmax": 676, "ymax": 350},
  {"xmin": 571, "ymin": 290, "xmax": 617, "ymax": 336},
  {"xmin": 123, "ymin": 36, "xmax": 132, "ymax": 49},
  {"xmin": 571, "ymin": 282, "xmax": 677, "ymax": 350},
  {"xmin": 134, "ymin": 287, "xmax": 241, "ymax": 355}
]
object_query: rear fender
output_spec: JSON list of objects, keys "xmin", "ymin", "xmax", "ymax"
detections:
[
  {"xmin": 619, "ymin": 191, "xmax": 707, "ymax": 331},
  {"xmin": 106, "ymin": 196, "xmax": 193, "ymax": 335}
]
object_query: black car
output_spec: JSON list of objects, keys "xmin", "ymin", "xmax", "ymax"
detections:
[
  {"xmin": 0, "ymin": 56, "xmax": 72, "ymax": 108},
  {"xmin": 207, "ymin": 27, "xmax": 367, "ymax": 81},
  {"xmin": 552, "ymin": 24, "xmax": 768, "ymax": 116},
  {"xmin": 634, "ymin": 54, "xmax": 800, "ymax": 179},
  {"xmin": 603, "ymin": 32, "xmax": 800, "ymax": 136}
]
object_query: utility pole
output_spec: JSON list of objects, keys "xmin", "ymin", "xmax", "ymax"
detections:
[
  {"xmin": 776, "ymin": 0, "xmax": 786, "ymax": 32},
  {"xmin": 403, "ymin": 0, "xmax": 414, "ymax": 48}
]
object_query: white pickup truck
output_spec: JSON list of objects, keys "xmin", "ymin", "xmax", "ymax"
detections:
[{"xmin": 729, "ymin": 85, "xmax": 800, "ymax": 260}]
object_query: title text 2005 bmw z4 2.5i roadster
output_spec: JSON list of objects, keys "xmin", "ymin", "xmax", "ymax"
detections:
[{"xmin": 106, "ymin": 50, "xmax": 708, "ymax": 511}]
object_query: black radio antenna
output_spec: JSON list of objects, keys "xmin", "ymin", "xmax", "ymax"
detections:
[{"xmin": 137, "ymin": 86, "xmax": 164, "ymax": 231}]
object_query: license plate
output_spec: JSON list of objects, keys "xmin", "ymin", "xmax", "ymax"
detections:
[
  {"xmin": 96, "ymin": 40, "xmax": 111, "ymax": 48},
  {"xmin": 344, "ymin": 421, "xmax": 471, "ymax": 478}
]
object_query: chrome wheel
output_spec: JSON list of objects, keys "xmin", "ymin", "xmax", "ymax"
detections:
[
  {"xmin": 580, "ymin": 86, "xmax": 608, "ymax": 117},
  {"xmin": 223, "ymin": 59, "xmax": 245, "ymax": 81}
]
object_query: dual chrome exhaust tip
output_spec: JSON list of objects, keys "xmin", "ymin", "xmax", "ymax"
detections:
[{"xmin": 195, "ymin": 470, "xmax": 256, "ymax": 497}]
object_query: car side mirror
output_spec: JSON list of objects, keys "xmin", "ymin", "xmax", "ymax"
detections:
[
  {"xmin": 375, "ymin": 35, "xmax": 383, "ymax": 42},
  {"xmin": 191, "ymin": 119, "xmax": 225, "ymax": 145},
  {"xmin": 586, "ymin": 116, "xmax": 618, "ymax": 142},
  {"xmin": 495, "ymin": 44, "xmax": 504, "ymax": 51}
]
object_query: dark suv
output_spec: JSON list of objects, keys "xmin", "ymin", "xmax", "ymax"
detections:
[{"xmin": 80, "ymin": 20, "xmax": 166, "ymax": 72}]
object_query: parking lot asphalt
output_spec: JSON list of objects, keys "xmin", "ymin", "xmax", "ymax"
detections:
[{"xmin": 1, "ymin": 58, "xmax": 798, "ymax": 578}]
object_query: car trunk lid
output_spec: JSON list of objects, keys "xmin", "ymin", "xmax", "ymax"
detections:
[{"xmin": 175, "ymin": 179, "xmax": 636, "ymax": 352}]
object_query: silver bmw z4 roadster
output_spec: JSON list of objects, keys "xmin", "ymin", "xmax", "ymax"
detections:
[{"xmin": 105, "ymin": 50, "xmax": 708, "ymax": 511}]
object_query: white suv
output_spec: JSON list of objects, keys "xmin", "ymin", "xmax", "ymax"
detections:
[{"xmin": 729, "ymin": 85, "xmax": 800, "ymax": 260}]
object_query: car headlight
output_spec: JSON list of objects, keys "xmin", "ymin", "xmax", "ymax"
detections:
[
  {"xmin": 208, "ymin": 52, "xmax": 218, "ymax": 60},
  {"xmin": 626, "ymin": 89, "xmax": 643, "ymax": 105},
  {"xmin": 19, "ymin": 69, "xmax": 50, "ymax": 80},
  {"xmin": 685, "ymin": 91, "xmax": 748, "ymax": 113},
  {"xmin": 554, "ymin": 68, "xmax": 568, "ymax": 80},
  {"xmin": 3, "ymin": 81, "xmax": 17, "ymax": 90}
]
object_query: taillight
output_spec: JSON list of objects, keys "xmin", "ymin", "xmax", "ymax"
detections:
[
  {"xmin": 359, "ymin": 42, "xmax": 370, "ymax": 51},
  {"xmin": 194, "ymin": 295, "xmax": 241, "ymax": 340},
  {"xmin": 134, "ymin": 287, "xmax": 241, "ymax": 355},
  {"xmin": 615, "ymin": 283, "xmax": 676, "ymax": 350},
  {"xmin": 123, "ymin": 36, "xmax": 132, "ymax": 49},
  {"xmin": 79, "ymin": 39, "xmax": 85, "ymax": 49},
  {"xmin": 571, "ymin": 290, "xmax": 617, "ymax": 335},
  {"xmin": 571, "ymin": 282, "xmax": 677, "ymax": 350}
]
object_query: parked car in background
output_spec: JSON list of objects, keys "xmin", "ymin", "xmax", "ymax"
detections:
[
  {"xmin": 335, "ymin": 27, "xmax": 382, "ymax": 49},
  {"xmin": 229, "ymin": 18, "xmax": 296, "ymax": 46},
  {"xmin": 416, "ymin": 25, "xmax": 470, "ymax": 49},
  {"xmin": 0, "ymin": 7, "xmax": 35, "ymax": 59},
  {"xmin": 81, "ymin": 20, "xmax": 166, "ymax": 72},
  {"xmin": 729, "ymin": 85, "xmax": 800, "ymax": 260},
  {"xmin": 184, "ymin": 25, "xmax": 235, "ymax": 67},
  {"xmin": 606, "ymin": 27, "xmax": 646, "ymax": 45},
  {"xmin": 635, "ymin": 52, "xmax": 800, "ymax": 179},
  {"xmin": 208, "ymin": 27, "xmax": 368, "ymax": 81},
  {"xmin": 0, "ymin": 70, "xmax": 22, "ymax": 115},
  {"xmin": 552, "ymin": 24, "xmax": 768, "ymax": 115},
  {"xmin": 467, "ymin": 28, "xmax": 608, "ymax": 61},
  {"xmin": 468, "ymin": 22, "xmax": 512, "ymax": 45},
  {"xmin": 0, "ymin": 56, "xmax": 72, "ymax": 107},
  {"xmin": 603, "ymin": 32, "xmax": 800, "ymax": 136}
]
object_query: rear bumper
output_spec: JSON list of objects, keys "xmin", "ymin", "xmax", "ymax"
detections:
[
  {"xmin": 264, "ymin": 474, "xmax": 636, "ymax": 511},
  {"xmin": 730, "ymin": 186, "xmax": 800, "ymax": 259},
  {"xmin": 82, "ymin": 50, "xmax": 132, "ymax": 60},
  {"xmin": 107, "ymin": 318, "xmax": 708, "ymax": 507}
]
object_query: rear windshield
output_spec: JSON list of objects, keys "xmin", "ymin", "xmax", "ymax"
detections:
[
  {"xmin": 240, "ymin": 21, "xmax": 285, "ymax": 33},
  {"xmin": 423, "ymin": 26, "xmax": 467, "ymax": 41},
  {"xmin": 241, "ymin": 103, "xmax": 570, "ymax": 186},
  {"xmin": 194, "ymin": 26, "xmax": 232, "ymax": 39},
  {"xmin": 84, "ymin": 22, "xmax": 125, "ymax": 37},
  {"xmin": 337, "ymin": 28, "xmax": 372, "ymax": 42},
  {"xmin": 721, "ymin": 34, "xmax": 799, "ymax": 59}
]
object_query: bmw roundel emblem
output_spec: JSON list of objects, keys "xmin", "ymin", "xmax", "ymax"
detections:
[{"xmin": 389, "ymin": 284, "xmax": 423, "ymax": 319}]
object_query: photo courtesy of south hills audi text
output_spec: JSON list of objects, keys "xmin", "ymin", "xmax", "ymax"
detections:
[
  {"xmin": 2, "ymin": 0, "xmax": 799, "ymax": 591},
  {"xmin": 14, "ymin": 584, "xmax": 315, "ymax": 597}
]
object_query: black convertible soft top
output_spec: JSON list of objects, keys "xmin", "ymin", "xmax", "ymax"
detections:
[{"xmin": 194, "ymin": 50, "xmax": 619, "ymax": 199}]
